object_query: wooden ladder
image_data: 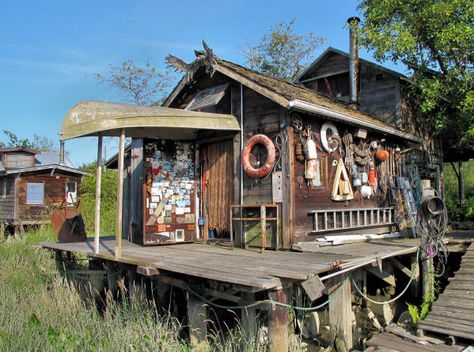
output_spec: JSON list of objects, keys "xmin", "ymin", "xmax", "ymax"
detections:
[{"xmin": 308, "ymin": 207, "xmax": 394, "ymax": 234}]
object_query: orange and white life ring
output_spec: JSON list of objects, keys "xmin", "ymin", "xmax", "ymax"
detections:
[{"xmin": 241, "ymin": 134, "xmax": 276, "ymax": 178}]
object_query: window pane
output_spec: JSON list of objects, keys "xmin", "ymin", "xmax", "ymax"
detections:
[
  {"xmin": 27, "ymin": 182, "xmax": 44, "ymax": 205},
  {"xmin": 67, "ymin": 182, "xmax": 76, "ymax": 193}
]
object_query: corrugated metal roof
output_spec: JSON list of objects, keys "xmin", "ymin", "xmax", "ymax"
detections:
[{"xmin": 35, "ymin": 152, "xmax": 75, "ymax": 168}]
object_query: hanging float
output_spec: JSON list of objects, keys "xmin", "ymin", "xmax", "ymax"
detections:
[
  {"xmin": 241, "ymin": 134, "xmax": 276, "ymax": 179},
  {"xmin": 320, "ymin": 122, "xmax": 341, "ymax": 153}
]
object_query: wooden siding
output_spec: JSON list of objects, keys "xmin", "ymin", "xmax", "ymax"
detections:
[
  {"xmin": 16, "ymin": 174, "xmax": 82, "ymax": 222},
  {"xmin": 291, "ymin": 115, "xmax": 393, "ymax": 241},
  {"xmin": 301, "ymin": 53, "xmax": 402, "ymax": 126},
  {"xmin": 1, "ymin": 152, "xmax": 36, "ymax": 169},
  {"xmin": 0, "ymin": 176, "xmax": 16, "ymax": 221}
]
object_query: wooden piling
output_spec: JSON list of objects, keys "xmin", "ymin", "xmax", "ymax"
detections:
[
  {"xmin": 268, "ymin": 288, "xmax": 288, "ymax": 352},
  {"xmin": 241, "ymin": 292, "xmax": 257, "ymax": 338},
  {"xmin": 187, "ymin": 292, "xmax": 207, "ymax": 346},
  {"xmin": 328, "ymin": 274, "xmax": 353, "ymax": 350}
]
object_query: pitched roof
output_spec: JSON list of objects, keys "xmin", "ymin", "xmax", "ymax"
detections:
[
  {"xmin": 1, "ymin": 164, "xmax": 88, "ymax": 176},
  {"xmin": 35, "ymin": 151, "xmax": 75, "ymax": 168},
  {"xmin": 172, "ymin": 58, "xmax": 419, "ymax": 142},
  {"xmin": 0, "ymin": 147, "xmax": 40, "ymax": 154},
  {"xmin": 295, "ymin": 47, "xmax": 408, "ymax": 83}
]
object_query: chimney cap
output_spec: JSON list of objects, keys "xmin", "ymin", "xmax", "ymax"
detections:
[{"xmin": 347, "ymin": 16, "xmax": 361, "ymax": 24}]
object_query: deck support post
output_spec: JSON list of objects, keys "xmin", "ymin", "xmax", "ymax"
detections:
[
  {"xmin": 115, "ymin": 129, "xmax": 125, "ymax": 259},
  {"xmin": 422, "ymin": 256, "xmax": 434, "ymax": 299},
  {"xmin": 268, "ymin": 288, "xmax": 288, "ymax": 352},
  {"xmin": 410, "ymin": 252, "xmax": 420, "ymax": 297},
  {"xmin": 187, "ymin": 291, "xmax": 207, "ymax": 346},
  {"xmin": 241, "ymin": 292, "xmax": 257, "ymax": 341},
  {"xmin": 94, "ymin": 134, "xmax": 103, "ymax": 255},
  {"xmin": 328, "ymin": 274, "xmax": 353, "ymax": 350},
  {"xmin": 105, "ymin": 261, "xmax": 119, "ymax": 296}
]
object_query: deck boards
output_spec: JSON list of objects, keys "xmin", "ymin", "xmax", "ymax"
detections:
[
  {"xmin": 43, "ymin": 237, "xmax": 418, "ymax": 290},
  {"xmin": 366, "ymin": 332, "xmax": 463, "ymax": 352},
  {"xmin": 419, "ymin": 243, "xmax": 474, "ymax": 341}
]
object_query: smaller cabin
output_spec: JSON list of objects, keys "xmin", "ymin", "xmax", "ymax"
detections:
[{"xmin": 0, "ymin": 147, "xmax": 87, "ymax": 234}]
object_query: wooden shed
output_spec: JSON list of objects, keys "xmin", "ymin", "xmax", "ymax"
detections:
[{"xmin": 0, "ymin": 147, "xmax": 87, "ymax": 234}]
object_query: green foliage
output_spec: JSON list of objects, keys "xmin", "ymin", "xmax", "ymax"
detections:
[
  {"xmin": 95, "ymin": 59, "xmax": 173, "ymax": 106},
  {"xmin": 443, "ymin": 160, "xmax": 474, "ymax": 221},
  {"xmin": 406, "ymin": 293, "xmax": 434, "ymax": 326},
  {"xmin": 0, "ymin": 227, "xmax": 189, "ymax": 352},
  {"xmin": 243, "ymin": 18, "xmax": 325, "ymax": 81},
  {"xmin": 358, "ymin": 0, "xmax": 474, "ymax": 154},
  {"xmin": 79, "ymin": 163, "xmax": 118, "ymax": 236},
  {"xmin": 0, "ymin": 130, "xmax": 57, "ymax": 151},
  {"xmin": 0, "ymin": 228, "xmax": 272, "ymax": 352}
]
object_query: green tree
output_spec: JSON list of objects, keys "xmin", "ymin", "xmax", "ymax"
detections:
[
  {"xmin": 243, "ymin": 18, "xmax": 325, "ymax": 81},
  {"xmin": 95, "ymin": 59, "xmax": 172, "ymax": 106},
  {"xmin": 0, "ymin": 130, "xmax": 57, "ymax": 151},
  {"xmin": 358, "ymin": 0, "xmax": 474, "ymax": 152},
  {"xmin": 358, "ymin": 0, "xmax": 474, "ymax": 211}
]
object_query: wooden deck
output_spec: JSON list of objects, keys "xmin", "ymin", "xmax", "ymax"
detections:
[
  {"xmin": 418, "ymin": 243, "xmax": 474, "ymax": 341},
  {"xmin": 366, "ymin": 331, "xmax": 463, "ymax": 352},
  {"xmin": 43, "ymin": 237, "xmax": 418, "ymax": 290}
]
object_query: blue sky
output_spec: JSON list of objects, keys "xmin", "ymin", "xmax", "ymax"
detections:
[{"xmin": 0, "ymin": 0, "xmax": 406, "ymax": 166}]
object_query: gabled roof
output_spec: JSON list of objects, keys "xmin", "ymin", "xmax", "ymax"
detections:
[
  {"xmin": 165, "ymin": 57, "xmax": 419, "ymax": 142},
  {"xmin": 0, "ymin": 164, "xmax": 88, "ymax": 176},
  {"xmin": 295, "ymin": 47, "xmax": 408, "ymax": 83},
  {"xmin": 0, "ymin": 147, "xmax": 40, "ymax": 154}
]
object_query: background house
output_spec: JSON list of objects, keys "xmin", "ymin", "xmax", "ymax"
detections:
[{"xmin": 0, "ymin": 147, "xmax": 87, "ymax": 235}]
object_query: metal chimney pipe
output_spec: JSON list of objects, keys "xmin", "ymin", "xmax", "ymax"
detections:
[
  {"xmin": 59, "ymin": 140, "xmax": 65, "ymax": 165},
  {"xmin": 347, "ymin": 16, "xmax": 361, "ymax": 109}
]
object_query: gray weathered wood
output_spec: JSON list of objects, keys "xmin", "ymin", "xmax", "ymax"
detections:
[
  {"xmin": 268, "ymin": 288, "xmax": 288, "ymax": 352},
  {"xmin": 94, "ymin": 134, "xmax": 102, "ymax": 254},
  {"xmin": 329, "ymin": 274, "xmax": 352, "ymax": 350},
  {"xmin": 115, "ymin": 129, "xmax": 125, "ymax": 259},
  {"xmin": 187, "ymin": 292, "xmax": 207, "ymax": 345}
]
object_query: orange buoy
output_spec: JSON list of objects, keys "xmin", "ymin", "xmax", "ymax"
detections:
[
  {"xmin": 241, "ymin": 134, "xmax": 276, "ymax": 178},
  {"xmin": 375, "ymin": 149, "xmax": 389, "ymax": 162}
]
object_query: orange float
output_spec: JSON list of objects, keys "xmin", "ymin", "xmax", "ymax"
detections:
[{"xmin": 241, "ymin": 134, "xmax": 276, "ymax": 178}]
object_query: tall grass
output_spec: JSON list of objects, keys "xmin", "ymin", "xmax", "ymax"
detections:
[{"xmin": 0, "ymin": 228, "xmax": 273, "ymax": 352}]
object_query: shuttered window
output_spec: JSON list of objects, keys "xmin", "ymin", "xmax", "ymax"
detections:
[{"xmin": 26, "ymin": 182, "xmax": 44, "ymax": 205}]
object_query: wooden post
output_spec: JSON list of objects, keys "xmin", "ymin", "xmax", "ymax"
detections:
[
  {"xmin": 94, "ymin": 134, "xmax": 103, "ymax": 255},
  {"xmin": 422, "ymin": 256, "xmax": 434, "ymax": 299},
  {"xmin": 260, "ymin": 204, "xmax": 266, "ymax": 252},
  {"xmin": 268, "ymin": 288, "xmax": 288, "ymax": 352},
  {"xmin": 328, "ymin": 274, "xmax": 353, "ymax": 350},
  {"xmin": 411, "ymin": 252, "xmax": 420, "ymax": 297},
  {"xmin": 115, "ymin": 129, "xmax": 125, "ymax": 259},
  {"xmin": 187, "ymin": 292, "xmax": 207, "ymax": 346},
  {"xmin": 241, "ymin": 292, "xmax": 257, "ymax": 338}
]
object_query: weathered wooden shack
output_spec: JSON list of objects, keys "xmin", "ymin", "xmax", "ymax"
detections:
[
  {"xmin": 0, "ymin": 147, "xmax": 87, "ymax": 234},
  {"xmin": 43, "ymin": 42, "xmax": 443, "ymax": 351}
]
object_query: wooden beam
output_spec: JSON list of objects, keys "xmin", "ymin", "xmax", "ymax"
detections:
[
  {"xmin": 137, "ymin": 266, "xmax": 160, "ymax": 277},
  {"xmin": 115, "ymin": 129, "xmax": 125, "ymax": 259},
  {"xmin": 187, "ymin": 292, "xmax": 208, "ymax": 346},
  {"xmin": 94, "ymin": 134, "xmax": 103, "ymax": 255},
  {"xmin": 389, "ymin": 257, "xmax": 412, "ymax": 278},
  {"xmin": 328, "ymin": 274, "xmax": 353, "ymax": 350},
  {"xmin": 367, "ymin": 265, "xmax": 396, "ymax": 287},
  {"xmin": 268, "ymin": 288, "xmax": 288, "ymax": 352}
]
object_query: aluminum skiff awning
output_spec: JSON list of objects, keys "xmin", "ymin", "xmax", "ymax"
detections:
[{"xmin": 60, "ymin": 100, "xmax": 240, "ymax": 141}]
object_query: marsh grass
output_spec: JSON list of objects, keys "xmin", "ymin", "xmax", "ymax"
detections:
[{"xmin": 0, "ymin": 228, "xmax": 270, "ymax": 352}]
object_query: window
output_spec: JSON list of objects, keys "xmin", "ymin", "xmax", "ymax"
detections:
[
  {"xmin": 66, "ymin": 181, "xmax": 77, "ymax": 204},
  {"xmin": 26, "ymin": 182, "xmax": 44, "ymax": 205}
]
